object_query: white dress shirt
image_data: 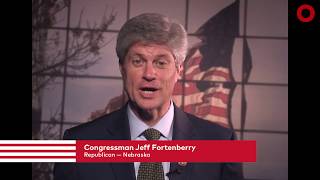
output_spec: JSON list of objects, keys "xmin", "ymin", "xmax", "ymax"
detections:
[{"xmin": 128, "ymin": 102, "xmax": 174, "ymax": 180}]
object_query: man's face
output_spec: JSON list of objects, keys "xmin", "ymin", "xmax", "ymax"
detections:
[{"xmin": 120, "ymin": 42, "xmax": 182, "ymax": 111}]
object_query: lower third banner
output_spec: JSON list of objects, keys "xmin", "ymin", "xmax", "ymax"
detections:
[{"xmin": 0, "ymin": 140, "xmax": 255, "ymax": 162}]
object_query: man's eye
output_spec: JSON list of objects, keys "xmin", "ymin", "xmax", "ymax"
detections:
[
  {"xmin": 132, "ymin": 58, "xmax": 143, "ymax": 66},
  {"xmin": 154, "ymin": 59, "xmax": 168, "ymax": 68}
]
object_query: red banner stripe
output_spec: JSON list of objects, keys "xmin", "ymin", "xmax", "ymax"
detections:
[
  {"xmin": 0, "ymin": 156, "xmax": 76, "ymax": 158},
  {"xmin": 76, "ymin": 140, "xmax": 256, "ymax": 162},
  {"xmin": 0, "ymin": 150, "xmax": 76, "ymax": 152}
]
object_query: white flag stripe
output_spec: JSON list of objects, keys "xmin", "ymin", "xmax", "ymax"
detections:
[
  {"xmin": 203, "ymin": 114, "xmax": 228, "ymax": 124},
  {"xmin": 0, "ymin": 140, "xmax": 76, "ymax": 144},
  {"xmin": 0, "ymin": 146, "xmax": 76, "ymax": 150},
  {"xmin": 0, "ymin": 152, "xmax": 76, "ymax": 156},
  {"xmin": 0, "ymin": 159, "xmax": 76, "ymax": 162}
]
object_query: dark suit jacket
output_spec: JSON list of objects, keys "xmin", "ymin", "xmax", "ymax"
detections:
[{"xmin": 54, "ymin": 105, "xmax": 243, "ymax": 180}]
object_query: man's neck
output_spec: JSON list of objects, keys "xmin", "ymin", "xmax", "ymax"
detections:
[{"xmin": 129, "ymin": 101, "xmax": 171, "ymax": 126}]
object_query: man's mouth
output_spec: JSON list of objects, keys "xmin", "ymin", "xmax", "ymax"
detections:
[
  {"xmin": 140, "ymin": 87, "xmax": 158, "ymax": 93},
  {"xmin": 139, "ymin": 87, "xmax": 159, "ymax": 97}
]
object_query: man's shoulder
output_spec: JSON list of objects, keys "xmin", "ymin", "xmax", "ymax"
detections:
[
  {"xmin": 62, "ymin": 107, "xmax": 125, "ymax": 140},
  {"xmin": 184, "ymin": 112, "xmax": 235, "ymax": 140}
]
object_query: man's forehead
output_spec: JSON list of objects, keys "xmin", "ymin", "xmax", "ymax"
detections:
[{"xmin": 127, "ymin": 42, "xmax": 174, "ymax": 57}]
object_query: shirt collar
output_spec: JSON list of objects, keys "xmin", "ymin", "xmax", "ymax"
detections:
[{"xmin": 128, "ymin": 101, "xmax": 174, "ymax": 140}]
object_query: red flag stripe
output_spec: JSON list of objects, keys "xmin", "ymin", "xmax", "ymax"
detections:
[
  {"xmin": 202, "ymin": 70, "xmax": 230, "ymax": 81},
  {"xmin": 197, "ymin": 106, "xmax": 227, "ymax": 117},
  {"xmin": 184, "ymin": 104, "xmax": 227, "ymax": 117},
  {"xmin": 173, "ymin": 82, "xmax": 199, "ymax": 95},
  {"xmin": 203, "ymin": 92, "xmax": 229, "ymax": 104},
  {"xmin": 186, "ymin": 67, "xmax": 230, "ymax": 81},
  {"xmin": 184, "ymin": 95, "xmax": 227, "ymax": 108}
]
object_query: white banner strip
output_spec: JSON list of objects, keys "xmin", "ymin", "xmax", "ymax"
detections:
[
  {"xmin": 0, "ymin": 140, "xmax": 76, "ymax": 144},
  {"xmin": 0, "ymin": 146, "xmax": 76, "ymax": 150},
  {"xmin": 0, "ymin": 152, "xmax": 76, "ymax": 156},
  {"xmin": 0, "ymin": 140, "xmax": 77, "ymax": 162},
  {"xmin": 0, "ymin": 159, "xmax": 76, "ymax": 162}
]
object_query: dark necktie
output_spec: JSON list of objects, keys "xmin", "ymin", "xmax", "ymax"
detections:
[{"xmin": 137, "ymin": 128, "xmax": 165, "ymax": 180}]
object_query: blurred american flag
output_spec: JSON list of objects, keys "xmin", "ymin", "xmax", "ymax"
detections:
[{"xmin": 91, "ymin": 0, "xmax": 252, "ymax": 129}]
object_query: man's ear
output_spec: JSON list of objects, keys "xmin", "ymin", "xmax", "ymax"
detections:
[
  {"xmin": 177, "ymin": 64, "xmax": 183, "ymax": 78},
  {"xmin": 119, "ymin": 64, "xmax": 125, "ymax": 77}
]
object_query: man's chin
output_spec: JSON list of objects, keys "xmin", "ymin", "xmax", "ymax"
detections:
[
  {"xmin": 134, "ymin": 99, "xmax": 161, "ymax": 111},
  {"xmin": 136, "ymin": 103, "xmax": 158, "ymax": 111}
]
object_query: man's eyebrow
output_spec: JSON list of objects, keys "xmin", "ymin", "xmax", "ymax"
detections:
[
  {"xmin": 155, "ymin": 54, "xmax": 169, "ymax": 58},
  {"xmin": 129, "ymin": 53, "xmax": 144, "ymax": 58},
  {"xmin": 154, "ymin": 54, "xmax": 175, "ymax": 61},
  {"xmin": 129, "ymin": 53, "xmax": 171, "ymax": 59}
]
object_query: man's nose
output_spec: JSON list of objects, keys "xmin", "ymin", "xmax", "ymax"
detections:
[{"xmin": 142, "ymin": 62, "xmax": 156, "ymax": 81}]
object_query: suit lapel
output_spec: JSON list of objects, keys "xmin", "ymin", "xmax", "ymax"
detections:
[
  {"xmin": 105, "ymin": 105, "xmax": 136, "ymax": 180},
  {"xmin": 169, "ymin": 105, "xmax": 194, "ymax": 180},
  {"xmin": 104, "ymin": 105, "xmax": 131, "ymax": 140},
  {"xmin": 172, "ymin": 105, "xmax": 194, "ymax": 140},
  {"xmin": 106, "ymin": 105, "xmax": 196, "ymax": 180}
]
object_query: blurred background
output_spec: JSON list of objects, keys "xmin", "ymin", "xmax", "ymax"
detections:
[{"xmin": 32, "ymin": 0, "xmax": 288, "ymax": 179}]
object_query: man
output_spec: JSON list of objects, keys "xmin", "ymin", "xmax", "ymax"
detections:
[{"xmin": 54, "ymin": 13, "xmax": 243, "ymax": 180}]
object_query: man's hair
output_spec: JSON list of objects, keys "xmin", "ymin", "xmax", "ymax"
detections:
[{"xmin": 116, "ymin": 13, "xmax": 188, "ymax": 65}]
